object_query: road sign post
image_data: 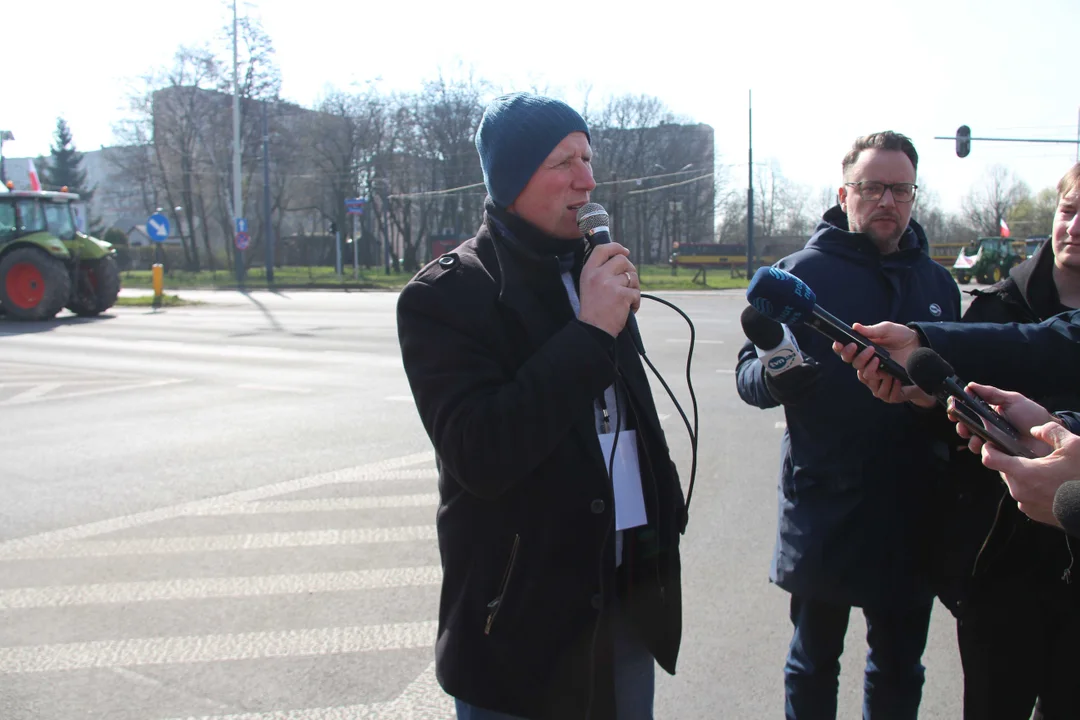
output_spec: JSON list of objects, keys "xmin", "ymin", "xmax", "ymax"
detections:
[
  {"xmin": 147, "ymin": 212, "xmax": 171, "ymax": 267},
  {"xmin": 345, "ymin": 198, "xmax": 366, "ymax": 282},
  {"xmin": 235, "ymin": 219, "xmax": 248, "ymax": 286}
]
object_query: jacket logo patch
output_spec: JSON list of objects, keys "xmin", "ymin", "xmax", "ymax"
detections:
[{"xmin": 929, "ymin": 303, "xmax": 942, "ymax": 317}]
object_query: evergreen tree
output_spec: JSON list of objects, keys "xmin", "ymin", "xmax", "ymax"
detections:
[
  {"xmin": 42, "ymin": 118, "xmax": 91, "ymax": 198},
  {"xmin": 41, "ymin": 117, "xmax": 103, "ymax": 234}
]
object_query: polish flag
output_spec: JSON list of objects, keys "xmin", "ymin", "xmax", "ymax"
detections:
[
  {"xmin": 27, "ymin": 158, "xmax": 42, "ymax": 191},
  {"xmin": 1000, "ymin": 218, "xmax": 1011, "ymax": 238}
]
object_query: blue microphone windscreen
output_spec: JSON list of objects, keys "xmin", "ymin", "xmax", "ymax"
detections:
[{"xmin": 745, "ymin": 267, "xmax": 816, "ymax": 325}]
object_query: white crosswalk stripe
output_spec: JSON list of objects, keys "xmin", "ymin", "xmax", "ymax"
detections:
[
  {"xmin": 0, "ymin": 451, "xmax": 454, "ymax": 718},
  {"xmin": 0, "ymin": 566, "xmax": 443, "ymax": 609},
  {"xmin": 0, "ymin": 525, "xmax": 439, "ymax": 561},
  {"xmin": 0, "ymin": 621, "xmax": 438, "ymax": 673}
]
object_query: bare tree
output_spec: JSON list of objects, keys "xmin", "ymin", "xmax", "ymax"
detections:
[
  {"xmin": 1007, "ymin": 186, "xmax": 1058, "ymax": 239},
  {"xmin": 963, "ymin": 165, "xmax": 1030, "ymax": 237}
]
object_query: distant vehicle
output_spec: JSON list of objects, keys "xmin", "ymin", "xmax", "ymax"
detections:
[
  {"xmin": 0, "ymin": 186, "xmax": 120, "ymax": 320},
  {"xmin": 951, "ymin": 236, "xmax": 1024, "ymax": 285},
  {"xmin": 1024, "ymin": 235, "xmax": 1049, "ymax": 259}
]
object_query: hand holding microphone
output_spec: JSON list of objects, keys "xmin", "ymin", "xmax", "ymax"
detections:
[
  {"xmin": 905, "ymin": 348, "xmax": 1037, "ymax": 459},
  {"xmin": 578, "ymin": 242, "xmax": 638, "ymax": 338},
  {"xmin": 577, "ymin": 203, "xmax": 644, "ymax": 354}
]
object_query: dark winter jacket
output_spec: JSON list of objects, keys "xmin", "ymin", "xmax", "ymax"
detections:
[
  {"xmin": 912, "ymin": 310, "xmax": 1080, "ymax": 396},
  {"xmin": 934, "ymin": 239, "xmax": 1079, "ymax": 616},
  {"xmin": 736, "ymin": 206, "xmax": 961, "ymax": 609},
  {"xmin": 396, "ymin": 205, "xmax": 685, "ymax": 720}
]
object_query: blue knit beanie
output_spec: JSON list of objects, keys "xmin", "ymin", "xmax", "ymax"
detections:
[{"xmin": 475, "ymin": 92, "xmax": 591, "ymax": 208}]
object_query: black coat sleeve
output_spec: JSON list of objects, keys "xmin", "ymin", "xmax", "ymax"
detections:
[
  {"xmin": 735, "ymin": 339, "xmax": 780, "ymax": 409},
  {"xmin": 1057, "ymin": 411, "xmax": 1080, "ymax": 435},
  {"xmin": 396, "ymin": 279, "xmax": 617, "ymax": 500},
  {"xmin": 912, "ymin": 309, "xmax": 1080, "ymax": 397}
]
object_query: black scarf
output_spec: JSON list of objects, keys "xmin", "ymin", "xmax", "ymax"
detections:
[{"xmin": 485, "ymin": 198, "xmax": 588, "ymax": 325}]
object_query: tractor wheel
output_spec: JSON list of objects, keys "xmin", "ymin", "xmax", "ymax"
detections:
[
  {"xmin": 991, "ymin": 266, "xmax": 1003, "ymax": 284},
  {"xmin": 0, "ymin": 247, "xmax": 72, "ymax": 321},
  {"xmin": 955, "ymin": 272, "xmax": 970, "ymax": 285},
  {"xmin": 67, "ymin": 256, "xmax": 122, "ymax": 317}
]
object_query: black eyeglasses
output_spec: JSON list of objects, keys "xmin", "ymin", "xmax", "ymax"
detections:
[{"xmin": 845, "ymin": 181, "xmax": 918, "ymax": 203}]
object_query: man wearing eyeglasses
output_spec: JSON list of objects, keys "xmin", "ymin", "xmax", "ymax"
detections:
[{"xmin": 736, "ymin": 131, "xmax": 961, "ymax": 719}]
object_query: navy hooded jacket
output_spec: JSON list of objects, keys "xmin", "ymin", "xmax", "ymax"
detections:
[{"xmin": 736, "ymin": 206, "xmax": 961, "ymax": 609}]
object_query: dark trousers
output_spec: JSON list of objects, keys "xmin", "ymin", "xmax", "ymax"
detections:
[
  {"xmin": 783, "ymin": 594, "xmax": 932, "ymax": 720},
  {"xmin": 455, "ymin": 592, "xmax": 655, "ymax": 720},
  {"xmin": 957, "ymin": 582, "xmax": 1080, "ymax": 720}
]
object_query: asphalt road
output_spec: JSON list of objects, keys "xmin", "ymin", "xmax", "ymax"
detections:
[{"xmin": 0, "ymin": 286, "xmax": 981, "ymax": 719}]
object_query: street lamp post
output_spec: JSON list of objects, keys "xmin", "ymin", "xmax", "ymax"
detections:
[{"xmin": 374, "ymin": 177, "xmax": 391, "ymax": 275}]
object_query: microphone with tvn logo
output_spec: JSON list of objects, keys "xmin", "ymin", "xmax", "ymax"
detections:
[
  {"xmin": 740, "ymin": 304, "xmax": 821, "ymax": 403},
  {"xmin": 746, "ymin": 266, "xmax": 912, "ymax": 385},
  {"xmin": 740, "ymin": 305, "xmax": 805, "ymax": 376}
]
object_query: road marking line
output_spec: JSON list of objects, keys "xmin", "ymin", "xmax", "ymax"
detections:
[
  {"xmin": 200, "ymin": 494, "xmax": 440, "ymax": 515},
  {"xmin": 775, "ymin": 422, "xmax": 787, "ymax": 429},
  {"xmin": 0, "ymin": 452, "xmax": 435, "ymax": 556},
  {"xmin": 2, "ymin": 382, "xmax": 62, "ymax": 403},
  {"xmin": 0, "ymin": 566, "xmax": 442, "ymax": 609},
  {"xmin": 159, "ymin": 661, "xmax": 452, "ymax": 720},
  {"xmin": 237, "ymin": 383, "xmax": 312, "ymax": 394},
  {"xmin": 0, "ymin": 379, "xmax": 186, "ymax": 406},
  {"xmin": 0, "ymin": 526, "xmax": 439, "ymax": 561},
  {"xmin": 0, "ymin": 621, "xmax": 438, "ymax": 674}
]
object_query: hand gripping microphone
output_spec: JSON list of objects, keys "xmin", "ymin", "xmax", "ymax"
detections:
[
  {"xmin": 1053, "ymin": 480, "xmax": 1080, "ymax": 539},
  {"xmin": 906, "ymin": 347, "xmax": 1036, "ymax": 459},
  {"xmin": 577, "ymin": 202, "xmax": 645, "ymax": 356},
  {"xmin": 740, "ymin": 304, "xmax": 805, "ymax": 376},
  {"xmin": 746, "ymin": 266, "xmax": 911, "ymax": 385}
]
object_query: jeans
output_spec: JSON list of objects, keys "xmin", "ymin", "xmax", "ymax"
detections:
[
  {"xmin": 783, "ymin": 594, "xmax": 932, "ymax": 720},
  {"xmin": 455, "ymin": 596, "xmax": 655, "ymax": 720}
]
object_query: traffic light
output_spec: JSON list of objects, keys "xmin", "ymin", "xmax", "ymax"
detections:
[{"xmin": 956, "ymin": 125, "xmax": 971, "ymax": 158}]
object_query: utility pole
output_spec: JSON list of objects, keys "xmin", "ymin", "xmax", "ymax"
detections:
[
  {"xmin": 232, "ymin": 0, "xmax": 244, "ymax": 285},
  {"xmin": 262, "ymin": 100, "xmax": 273, "ymax": 284},
  {"xmin": 746, "ymin": 90, "xmax": 754, "ymax": 280}
]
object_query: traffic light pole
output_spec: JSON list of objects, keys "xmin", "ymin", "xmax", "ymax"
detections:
[{"xmin": 937, "ymin": 124, "xmax": 1080, "ymax": 158}]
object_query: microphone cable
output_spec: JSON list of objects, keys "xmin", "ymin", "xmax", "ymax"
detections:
[{"xmin": 639, "ymin": 293, "xmax": 699, "ymax": 523}]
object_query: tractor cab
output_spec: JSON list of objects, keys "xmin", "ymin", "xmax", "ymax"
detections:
[{"xmin": 0, "ymin": 185, "xmax": 121, "ymax": 320}]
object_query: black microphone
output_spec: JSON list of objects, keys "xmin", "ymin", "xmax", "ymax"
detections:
[
  {"xmin": 740, "ymin": 305, "xmax": 805, "ymax": 376},
  {"xmin": 745, "ymin": 266, "xmax": 911, "ymax": 385},
  {"xmin": 577, "ymin": 202, "xmax": 645, "ymax": 356},
  {"xmin": 1053, "ymin": 480, "xmax": 1080, "ymax": 539},
  {"xmin": 906, "ymin": 347, "xmax": 1036, "ymax": 458}
]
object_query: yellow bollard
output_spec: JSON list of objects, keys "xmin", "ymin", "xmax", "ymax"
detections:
[{"xmin": 152, "ymin": 263, "xmax": 164, "ymax": 309}]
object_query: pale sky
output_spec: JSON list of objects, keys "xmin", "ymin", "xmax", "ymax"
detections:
[{"xmin": 6, "ymin": 0, "xmax": 1078, "ymax": 216}]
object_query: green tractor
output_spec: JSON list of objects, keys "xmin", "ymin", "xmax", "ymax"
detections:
[
  {"xmin": 0, "ymin": 188, "xmax": 120, "ymax": 321},
  {"xmin": 951, "ymin": 236, "xmax": 1024, "ymax": 285}
]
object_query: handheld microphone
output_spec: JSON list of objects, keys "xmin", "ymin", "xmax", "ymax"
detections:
[
  {"xmin": 577, "ymin": 203, "xmax": 645, "ymax": 356},
  {"xmin": 1053, "ymin": 480, "xmax": 1080, "ymax": 539},
  {"xmin": 746, "ymin": 266, "xmax": 911, "ymax": 385},
  {"xmin": 906, "ymin": 347, "xmax": 1036, "ymax": 459},
  {"xmin": 740, "ymin": 304, "xmax": 805, "ymax": 376}
]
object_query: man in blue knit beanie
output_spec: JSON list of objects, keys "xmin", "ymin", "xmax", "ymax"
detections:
[{"xmin": 397, "ymin": 91, "xmax": 685, "ymax": 720}]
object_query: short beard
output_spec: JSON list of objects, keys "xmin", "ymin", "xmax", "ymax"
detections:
[{"xmin": 865, "ymin": 226, "xmax": 904, "ymax": 254}]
